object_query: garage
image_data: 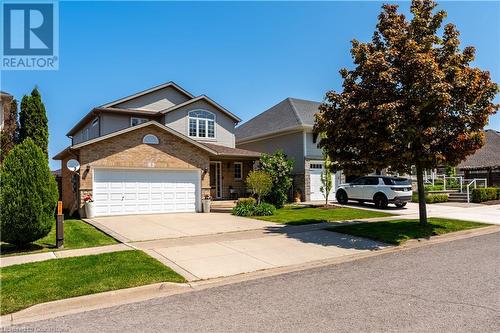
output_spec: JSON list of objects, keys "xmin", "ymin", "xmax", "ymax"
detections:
[
  {"xmin": 92, "ymin": 168, "xmax": 200, "ymax": 216},
  {"xmin": 309, "ymin": 166, "xmax": 337, "ymax": 201}
]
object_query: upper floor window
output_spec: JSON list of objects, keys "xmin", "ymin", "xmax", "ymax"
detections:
[
  {"xmin": 188, "ymin": 110, "xmax": 215, "ymax": 139},
  {"xmin": 131, "ymin": 117, "xmax": 148, "ymax": 126},
  {"xmin": 92, "ymin": 117, "xmax": 99, "ymax": 127}
]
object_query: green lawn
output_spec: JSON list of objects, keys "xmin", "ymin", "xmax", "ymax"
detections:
[
  {"xmin": 327, "ymin": 218, "xmax": 489, "ymax": 245},
  {"xmin": 254, "ymin": 206, "xmax": 393, "ymax": 225},
  {"xmin": 0, "ymin": 250, "xmax": 186, "ymax": 314},
  {"xmin": 0, "ymin": 219, "xmax": 117, "ymax": 257}
]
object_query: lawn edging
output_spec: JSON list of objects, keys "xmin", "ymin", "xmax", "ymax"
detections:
[{"xmin": 3, "ymin": 225, "xmax": 498, "ymax": 328}]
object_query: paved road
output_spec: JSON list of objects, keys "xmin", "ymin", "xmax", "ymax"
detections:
[{"xmin": 15, "ymin": 233, "xmax": 500, "ymax": 332}]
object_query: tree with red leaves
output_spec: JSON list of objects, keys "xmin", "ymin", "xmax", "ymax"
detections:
[{"xmin": 315, "ymin": 0, "xmax": 498, "ymax": 225}]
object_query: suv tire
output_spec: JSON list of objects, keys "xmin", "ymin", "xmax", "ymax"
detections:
[
  {"xmin": 373, "ymin": 193, "xmax": 388, "ymax": 209},
  {"xmin": 336, "ymin": 190, "xmax": 348, "ymax": 204}
]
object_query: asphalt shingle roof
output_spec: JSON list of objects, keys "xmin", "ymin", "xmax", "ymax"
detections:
[
  {"xmin": 235, "ymin": 98, "xmax": 321, "ymax": 141},
  {"xmin": 457, "ymin": 130, "xmax": 500, "ymax": 170},
  {"xmin": 202, "ymin": 143, "xmax": 261, "ymax": 158}
]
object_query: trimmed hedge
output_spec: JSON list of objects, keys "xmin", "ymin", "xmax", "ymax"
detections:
[
  {"xmin": 412, "ymin": 192, "xmax": 449, "ymax": 204},
  {"xmin": 471, "ymin": 187, "xmax": 500, "ymax": 203}
]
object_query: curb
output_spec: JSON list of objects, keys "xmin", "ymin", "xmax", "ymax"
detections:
[{"xmin": 2, "ymin": 225, "xmax": 499, "ymax": 327}]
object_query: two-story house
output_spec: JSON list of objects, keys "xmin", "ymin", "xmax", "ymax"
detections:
[
  {"xmin": 235, "ymin": 97, "xmax": 340, "ymax": 202},
  {"xmin": 54, "ymin": 82, "xmax": 260, "ymax": 216}
]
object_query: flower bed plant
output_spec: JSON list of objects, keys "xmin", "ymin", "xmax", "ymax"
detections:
[{"xmin": 232, "ymin": 198, "xmax": 276, "ymax": 217}]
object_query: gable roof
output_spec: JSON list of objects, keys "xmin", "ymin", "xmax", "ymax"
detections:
[
  {"xmin": 70, "ymin": 121, "xmax": 218, "ymax": 154},
  {"xmin": 100, "ymin": 81, "xmax": 194, "ymax": 108},
  {"xmin": 66, "ymin": 107, "xmax": 161, "ymax": 136},
  {"xmin": 160, "ymin": 95, "xmax": 241, "ymax": 122},
  {"xmin": 457, "ymin": 130, "xmax": 500, "ymax": 170},
  {"xmin": 235, "ymin": 97, "xmax": 321, "ymax": 142},
  {"xmin": 54, "ymin": 120, "xmax": 261, "ymax": 160}
]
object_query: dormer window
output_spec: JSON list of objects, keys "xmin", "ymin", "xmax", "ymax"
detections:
[
  {"xmin": 188, "ymin": 110, "xmax": 215, "ymax": 138},
  {"xmin": 131, "ymin": 117, "xmax": 148, "ymax": 126}
]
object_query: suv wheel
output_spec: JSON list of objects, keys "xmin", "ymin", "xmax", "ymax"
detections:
[
  {"xmin": 373, "ymin": 193, "xmax": 388, "ymax": 209},
  {"xmin": 336, "ymin": 190, "xmax": 348, "ymax": 204}
]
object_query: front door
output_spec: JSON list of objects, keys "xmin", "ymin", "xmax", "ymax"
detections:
[{"xmin": 210, "ymin": 162, "xmax": 222, "ymax": 199}]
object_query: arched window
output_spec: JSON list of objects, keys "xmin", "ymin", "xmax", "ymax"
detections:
[
  {"xmin": 188, "ymin": 110, "xmax": 215, "ymax": 138},
  {"xmin": 143, "ymin": 134, "xmax": 159, "ymax": 144}
]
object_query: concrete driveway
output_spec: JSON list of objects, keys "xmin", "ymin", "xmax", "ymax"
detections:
[
  {"xmin": 86, "ymin": 213, "xmax": 278, "ymax": 242},
  {"xmin": 86, "ymin": 212, "xmax": 387, "ymax": 280},
  {"xmin": 147, "ymin": 231, "xmax": 386, "ymax": 280}
]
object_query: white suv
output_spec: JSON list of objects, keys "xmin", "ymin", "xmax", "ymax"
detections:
[{"xmin": 335, "ymin": 176, "xmax": 412, "ymax": 208}]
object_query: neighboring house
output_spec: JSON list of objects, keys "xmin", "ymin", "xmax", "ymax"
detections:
[
  {"xmin": 235, "ymin": 98, "xmax": 340, "ymax": 202},
  {"xmin": 54, "ymin": 82, "xmax": 260, "ymax": 216},
  {"xmin": 457, "ymin": 129, "xmax": 500, "ymax": 187}
]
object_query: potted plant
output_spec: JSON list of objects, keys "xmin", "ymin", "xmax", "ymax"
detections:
[
  {"xmin": 202, "ymin": 194, "xmax": 212, "ymax": 213},
  {"xmin": 83, "ymin": 194, "xmax": 94, "ymax": 218}
]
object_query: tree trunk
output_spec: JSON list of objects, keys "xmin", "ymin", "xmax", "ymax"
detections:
[{"xmin": 416, "ymin": 164, "xmax": 428, "ymax": 225}]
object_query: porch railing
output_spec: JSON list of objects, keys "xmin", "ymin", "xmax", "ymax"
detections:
[{"xmin": 466, "ymin": 178, "xmax": 488, "ymax": 203}]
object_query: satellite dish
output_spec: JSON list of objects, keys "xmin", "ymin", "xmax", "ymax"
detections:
[{"xmin": 66, "ymin": 159, "xmax": 80, "ymax": 172}]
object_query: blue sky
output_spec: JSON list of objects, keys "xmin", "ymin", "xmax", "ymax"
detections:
[{"xmin": 2, "ymin": 1, "xmax": 499, "ymax": 170}]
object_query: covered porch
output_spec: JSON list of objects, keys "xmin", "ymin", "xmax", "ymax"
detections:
[{"xmin": 204, "ymin": 143, "xmax": 261, "ymax": 200}]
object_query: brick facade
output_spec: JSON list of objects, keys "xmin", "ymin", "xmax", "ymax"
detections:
[
  {"xmin": 215, "ymin": 159, "xmax": 254, "ymax": 199},
  {"xmin": 60, "ymin": 125, "xmax": 211, "ymax": 212}
]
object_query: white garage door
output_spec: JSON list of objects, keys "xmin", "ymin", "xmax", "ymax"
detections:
[
  {"xmin": 310, "ymin": 169, "xmax": 337, "ymax": 202},
  {"xmin": 93, "ymin": 169, "xmax": 200, "ymax": 216}
]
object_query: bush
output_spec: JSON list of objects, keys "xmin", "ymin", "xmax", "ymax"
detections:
[
  {"xmin": 0, "ymin": 139, "xmax": 58, "ymax": 246},
  {"xmin": 426, "ymin": 193, "xmax": 449, "ymax": 204},
  {"xmin": 424, "ymin": 184, "xmax": 444, "ymax": 191},
  {"xmin": 253, "ymin": 203, "xmax": 276, "ymax": 216},
  {"xmin": 246, "ymin": 171, "xmax": 273, "ymax": 204},
  {"xmin": 232, "ymin": 198, "xmax": 256, "ymax": 216},
  {"xmin": 412, "ymin": 192, "xmax": 448, "ymax": 204},
  {"xmin": 259, "ymin": 151, "xmax": 294, "ymax": 208},
  {"xmin": 232, "ymin": 198, "xmax": 276, "ymax": 217},
  {"xmin": 471, "ymin": 188, "xmax": 500, "ymax": 203}
]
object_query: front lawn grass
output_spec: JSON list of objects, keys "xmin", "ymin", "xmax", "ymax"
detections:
[
  {"xmin": 327, "ymin": 218, "xmax": 489, "ymax": 245},
  {"xmin": 0, "ymin": 250, "xmax": 185, "ymax": 315},
  {"xmin": 1, "ymin": 219, "xmax": 117, "ymax": 257},
  {"xmin": 254, "ymin": 206, "xmax": 393, "ymax": 225}
]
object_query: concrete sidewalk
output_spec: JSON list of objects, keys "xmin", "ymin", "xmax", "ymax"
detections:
[{"xmin": 0, "ymin": 244, "xmax": 131, "ymax": 268}]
